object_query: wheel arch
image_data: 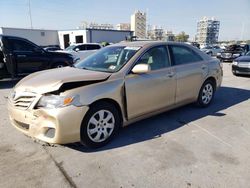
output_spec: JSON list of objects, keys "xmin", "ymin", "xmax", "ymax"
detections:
[
  {"xmin": 89, "ymin": 98, "xmax": 124, "ymax": 125},
  {"xmin": 205, "ymin": 76, "xmax": 217, "ymax": 90}
]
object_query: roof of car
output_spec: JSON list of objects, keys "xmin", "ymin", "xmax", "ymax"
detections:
[
  {"xmin": 111, "ymin": 41, "xmax": 188, "ymax": 48},
  {"xmin": 72, "ymin": 43, "xmax": 101, "ymax": 46},
  {"xmin": 0, "ymin": 34, "xmax": 26, "ymax": 40}
]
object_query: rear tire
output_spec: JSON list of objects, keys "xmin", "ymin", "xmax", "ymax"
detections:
[
  {"xmin": 232, "ymin": 72, "xmax": 239, "ymax": 76},
  {"xmin": 80, "ymin": 102, "xmax": 121, "ymax": 148},
  {"xmin": 197, "ymin": 80, "xmax": 215, "ymax": 107}
]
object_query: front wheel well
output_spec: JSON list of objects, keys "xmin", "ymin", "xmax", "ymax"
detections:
[
  {"xmin": 205, "ymin": 77, "xmax": 217, "ymax": 90},
  {"xmin": 89, "ymin": 98, "xmax": 123, "ymax": 125}
]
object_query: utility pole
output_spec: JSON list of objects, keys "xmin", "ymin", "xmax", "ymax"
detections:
[
  {"xmin": 240, "ymin": 22, "xmax": 245, "ymax": 41},
  {"xmin": 28, "ymin": 0, "xmax": 33, "ymax": 29}
]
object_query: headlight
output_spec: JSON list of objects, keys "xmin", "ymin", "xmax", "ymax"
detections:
[
  {"xmin": 232, "ymin": 61, "xmax": 238, "ymax": 66},
  {"xmin": 233, "ymin": 53, "xmax": 240, "ymax": 57},
  {"xmin": 37, "ymin": 95, "xmax": 81, "ymax": 109}
]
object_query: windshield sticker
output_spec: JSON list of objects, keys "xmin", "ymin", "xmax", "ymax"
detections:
[
  {"xmin": 124, "ymin": 46, "xmax": 141, "ymax": 51},
  {"xmin": 109, "ymin": 65, "xmax": 117, "ymax": 70}
]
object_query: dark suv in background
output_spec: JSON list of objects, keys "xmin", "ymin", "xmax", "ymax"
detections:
[{"xmin": 0, "ymin": 35, "xmax": 75, "ymax": 79}]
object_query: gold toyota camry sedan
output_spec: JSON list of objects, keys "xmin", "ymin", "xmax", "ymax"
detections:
[{"xmin": 8, "ymin": 41, "xmax": 223, "ymax": 148}]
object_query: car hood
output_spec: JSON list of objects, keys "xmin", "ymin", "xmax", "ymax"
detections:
[
  {"xmin": 15, "ymin": 67, "xmax": 111, "ymax": 94},
  {"xmin": 235, "ymin": 56, "xmax": 250, "ymax": 62},
  {"xmin": 46, "ymin": 51, "xmax": 72, "ymax": 57}
]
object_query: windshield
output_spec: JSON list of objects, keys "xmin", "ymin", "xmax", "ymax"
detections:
[
  {"xmin": 65, "ymin": 45, "xmax": 76, "ymax": 51},
  {"xmin": 246, "ymin": 51, "xmax": 250, "ymax": 56},
  {"xmin": 74, "ymin": 46, "xmax": 141, "ymax": 73}
]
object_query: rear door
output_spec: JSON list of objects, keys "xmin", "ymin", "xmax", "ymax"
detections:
[
  {"xmin": 168, "ymin": 45, "xmax": 207, "ymax": 104},
  {"xmin": 8, "ymin": 38, "xmax": 50, "ymax": 74},
  {"xmin": 125, "ymin": 45, "xmax": 176, "ymax": 119}
]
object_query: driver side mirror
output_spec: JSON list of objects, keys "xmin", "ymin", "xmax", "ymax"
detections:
[
  {"xmin": 75, "ymin": 48, "xmax": 80, "ymax": 52},
  {"xmin": 132, "ymin": 64, "xmax": 151, "ymax": 74}
]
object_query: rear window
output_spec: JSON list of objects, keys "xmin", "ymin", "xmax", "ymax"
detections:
[{"xmin": 86, "ymin": 44, "xmax": 101, "ymax": 50}]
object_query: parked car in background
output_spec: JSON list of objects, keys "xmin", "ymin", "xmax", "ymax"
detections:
[
  {"xmin": 217, "ymin": 44, "xmax": 245, "ymax": 62},
  {"xmin": 63, "ymin": 43, "xmax": 102, "ymax": 61},
  {"xmin": 232, "ymin": 51, "xmax": 250, "ymax": 76},
  {"xmin": 0, "ymin": 35, "xmax": 75, "ymax": 79},
  {"xmin": 185, "ymin": 42, "xmax": 200, "ymax": 49},
  {"xmin": 43, "ymin": 46, "xmax": 62, "ymax": 52},
  {"xmin": 201, "ymin": 46, "xmax": 222, "ymax": 56},
  {"xmin": 8, "ymin": 41, "xmax": 223, "ymax": 148}
]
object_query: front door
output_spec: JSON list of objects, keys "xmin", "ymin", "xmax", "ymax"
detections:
[{"xmin": 125, "ymin": 46, "xmax": 176, "ymax": 119}]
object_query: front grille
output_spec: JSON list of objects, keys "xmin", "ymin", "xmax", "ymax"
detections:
[
  {"xmin": 221, "ymin": 53, "xmax": 232, "ymax": 58},
  {"xmin": 10, "ymin": 91, "xmax": 37, "ymax": 110},
  {"xmin": 238, "ymin": 62, "xmax": 250, "ymax": 68}
]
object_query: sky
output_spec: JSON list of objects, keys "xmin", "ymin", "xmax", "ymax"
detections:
[{"xmin": 0, "ymin": 0, "xmax": 249, "ymax": 41}]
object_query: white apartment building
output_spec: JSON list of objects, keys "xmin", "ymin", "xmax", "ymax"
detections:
[
  {"xmin": 131, "ymin": 11, "xmax": 146, "ymax": 38},
  {"xmin": 196, "ymin": 17, "xmax": 220, "ymax": 45}
]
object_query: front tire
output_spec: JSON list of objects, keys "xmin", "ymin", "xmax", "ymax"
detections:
[
  {"xmin": 51, "ymin": 62, "xmax": 66, "ymax": 68},
  {"xmin": 197, "ymin": 80, "xmax": 215, "ymax": 107},
  {"xmin": 80, "ymin": 102, "xmax": 121, "ymax": 148},
  {"xmin": 208, "ymin": 51, "xmax": 213, "ymax": 56}
]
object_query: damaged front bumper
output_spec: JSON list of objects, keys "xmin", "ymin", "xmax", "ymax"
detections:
[{"xmin": 8, "ymin": 101, "xmax": 89, "ymax": 144}]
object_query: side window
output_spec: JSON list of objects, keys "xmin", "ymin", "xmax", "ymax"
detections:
[
  {"xmin": 76, "ymin": 45, "xmax": 86, "ymax": 51},
  {"xmin": 9, "ymin": 39, "xmax": 36, "ymax": 52},
  {"xmin": 86, "ymin": 44, "xmax": 101, "ymax": 50},
  {"xmin": 170, "ymin": 45, "xmax": 203, "ymax": 65},
  {"xmin": 137, "ymin": 46, "xmax": 170, "ymax": 71}
]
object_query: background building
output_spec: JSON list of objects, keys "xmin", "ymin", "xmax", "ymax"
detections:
[
  {"xmin": 58, "ymin": 29, "xmax": 132, "ymax": 49},
  {"xmin": 131, "ymin": 10, "xmax": 146, "ymax": 38},
  {"xmin": 0, "ymin": 27, "xmax": 59, "ymax": 46},
  {"xmin": 196, "ymin": 17, "xmax": 220, "ymax": 45},
  {"xmin": 165, "ymin": 31, "xmax": 175, "ymax": 41},
  {"xmin": 147, "ymin": 26, "xmax": 165, "ymax": 40},
  {"xmin": 78, "ymin": 22, "xmax": 114, "ymax": 30},
  {"xmin": 116, "ymin": 23, "xmax": 131, "ymax": 31}
]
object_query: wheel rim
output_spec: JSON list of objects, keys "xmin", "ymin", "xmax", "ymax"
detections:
[
  {"xmin": 201, "ymin": 83, "xmax": 213, "ymax": 104},
  {"xmin": 87, "ymin": 110, "xmax": 115, "ymax": 143}
]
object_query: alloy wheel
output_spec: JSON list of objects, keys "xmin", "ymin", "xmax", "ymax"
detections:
[
  {"xmin": 201, "ymin": 83, "xmax": 213, "ymax": 105},
  {"xmin": 87, "ymin": 110, "xmax": 115, "ymax": 143}
]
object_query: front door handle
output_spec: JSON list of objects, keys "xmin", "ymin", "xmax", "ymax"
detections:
[
  {"xmin": 201, "ymin": 65, "xmax": 208, "ymax": 70},
  {"xmin": 166, "ymin": 71, "xmax": 175, "ymax": 78},
  {"xmin": 17, "ymin": 55, "xmax": 27, "ymax": 58}
]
